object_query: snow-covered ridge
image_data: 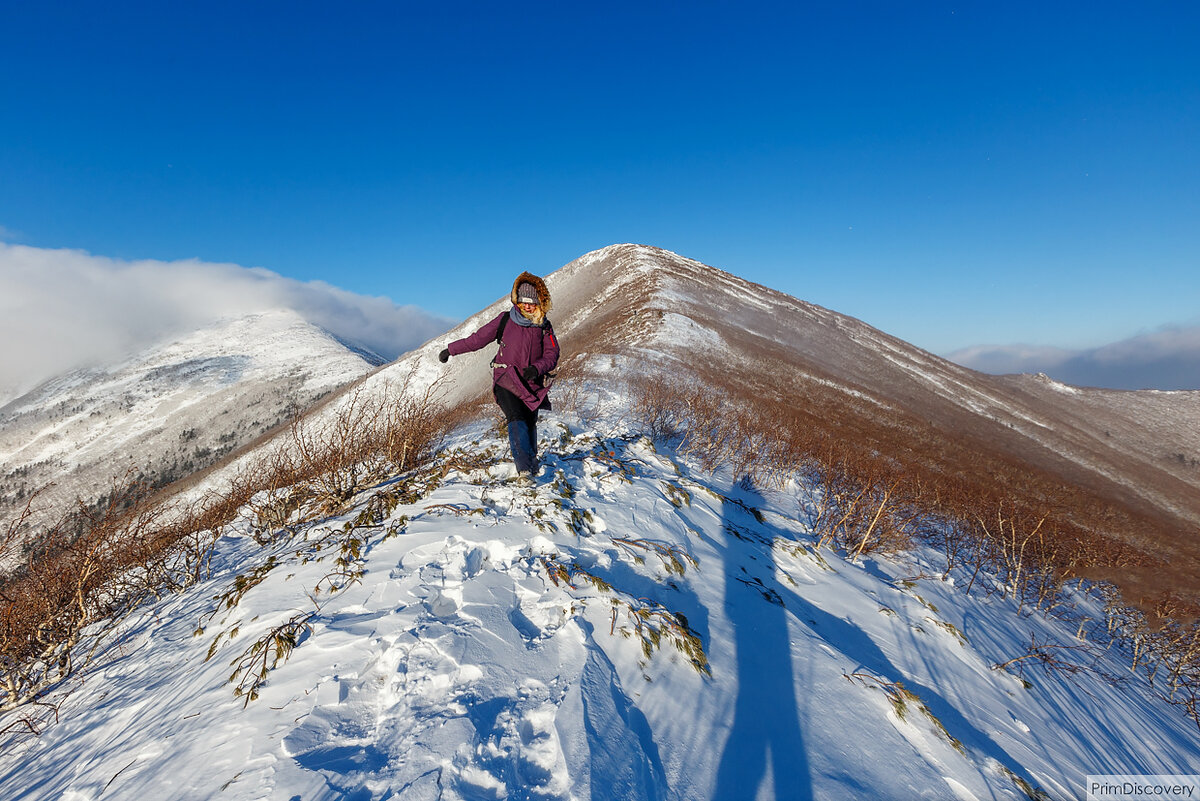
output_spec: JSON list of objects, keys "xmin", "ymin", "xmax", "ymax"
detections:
[
  {"xmin": 2, "ymin": 398, "xmax": 1195, "ymax": 800},
  {"xmin": 161, "ymin": 244, "xmax": 1200, "ymax": 622},
  {"xmin": 551, "ymin": 246, "xmax": 1200, "ymax": 544}
]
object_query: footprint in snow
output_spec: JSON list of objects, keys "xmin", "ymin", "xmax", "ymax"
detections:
[
  {"xmin": 455, "ymin": 678, "xmax": 573, "ymax": 801},
  {"xmin": 281, "ymin": 631, "xmax": 486, "ymax": 796}
]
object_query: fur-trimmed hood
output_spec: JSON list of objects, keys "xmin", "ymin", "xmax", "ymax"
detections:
[{"xmin": 511, "ymin": 271, "xmax": 552, "ymax": 316}]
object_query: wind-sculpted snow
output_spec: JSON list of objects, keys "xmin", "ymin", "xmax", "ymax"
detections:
[{"xmin": 2, "ymin": 403, "xmax": 1197, "ymax": 800}]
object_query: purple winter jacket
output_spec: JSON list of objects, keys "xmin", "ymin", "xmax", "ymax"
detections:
[{"xmin": 448, "ymin": 308, "xmax": 560, "ymax": 411}]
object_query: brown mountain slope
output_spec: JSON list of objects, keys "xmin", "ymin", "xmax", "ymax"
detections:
[{"xmin": 535, "ymin": 244, "xmax": 1200, "ymax": 609}]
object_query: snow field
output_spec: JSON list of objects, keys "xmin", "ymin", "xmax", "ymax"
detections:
[{"xmin": 1, "ymin": 404, "xmax": 1198, "ymax": 800}]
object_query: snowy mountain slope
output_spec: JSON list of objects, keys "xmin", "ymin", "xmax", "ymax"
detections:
[
  {"xmin": 168, "ymin": 244, "xmax": 1200, "ymax": 616},
  {"xmin": 2, "ymin": 400, "xmax": 1196, "ymax": 801},
  {"xmin": 585, "ymin": 247, "xmax": 1199, "ymax": 599},
  {"xmin": 0, "ymin": 310, "xmax": 380, "ymax": 526},
  {"xmin": 311, "ymin": 244, "xmax": 1197, "ymax": 611}
]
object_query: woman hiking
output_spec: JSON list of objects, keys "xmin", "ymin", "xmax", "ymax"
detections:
[{"xmin": 439, "ymin": 272, "xmax": 559, "ymax": 482}]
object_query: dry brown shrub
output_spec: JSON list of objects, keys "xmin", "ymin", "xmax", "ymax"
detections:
[
  {"xmin": 0, "ymin": 472, "xmax": 167, "ymax": 714},
  {"xmin": 296, "ymin": 377, "xmax": 444, "ymax": 498},
  {"xmin": 629, "ymin": 373, "xmax": 803, "ymax": 489},
  {"xmin": 231, "ymin": 372, "xmax": 453, "ymax": 536}
]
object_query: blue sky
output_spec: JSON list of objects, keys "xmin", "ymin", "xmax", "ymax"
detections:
[{"xmin": 2, "ymin": 1, "xmax": 1198, "ymax": 363}]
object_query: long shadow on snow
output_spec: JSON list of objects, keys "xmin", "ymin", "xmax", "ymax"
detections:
[
  {"xmin": 577, "ymin": 619, "xmax": 670, "ymax": 800},
  {"xmin": 714, "ymin": 486, "xmax": 813, "ymax": 801},
  {"xmin": 727, "ymin": 487, "xmax": 1042, "ymax": 795}
]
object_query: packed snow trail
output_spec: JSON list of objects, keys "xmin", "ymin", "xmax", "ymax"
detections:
[{"xmin": 1, "ymin": 412, "xmax": 1198, "ymax": 800}]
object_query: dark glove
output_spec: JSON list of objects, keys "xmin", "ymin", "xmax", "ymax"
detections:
[
  {"xmin": 438, "ymin": 348, "xmax": 450, "ymax": 363},
  {"xmin": 522, "ymin": 366, "xmax": 538, "ymax": 381}
]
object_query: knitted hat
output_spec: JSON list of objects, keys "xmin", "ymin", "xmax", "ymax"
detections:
[{"xmin": 516, "ymin": 282, "xmax": 539, "ymax": 305}]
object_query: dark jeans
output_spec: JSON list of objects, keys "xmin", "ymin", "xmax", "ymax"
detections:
[{"xmin": 494, "ymin": 386, "xmax": 541, "ymax": 474}]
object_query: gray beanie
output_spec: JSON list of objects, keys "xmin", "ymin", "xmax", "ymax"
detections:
[{"xmin": 516, "ymin": 282, "xmax": 539, "ymax": 305}]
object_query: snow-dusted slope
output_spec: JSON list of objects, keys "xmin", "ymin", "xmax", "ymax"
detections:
[
  {"xmin": 555, "ymin": 245, "xmax": 1200, "ymax": 514},
  {"xmin": 2, "ymin": 399, "xmax": 1196, "ymax": 800},
  {"xmin": 0, "ymin": 310, "xmax": 381, "ymax": 524}
]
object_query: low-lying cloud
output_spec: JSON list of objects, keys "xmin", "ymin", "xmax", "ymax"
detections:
[
  {"xmin": 948, "ymin": 325, "xmax": 1200, "ymax": 391},
  {"xmin": 0, "ymin": 242, "xmax": 455, "ymax": 401}
]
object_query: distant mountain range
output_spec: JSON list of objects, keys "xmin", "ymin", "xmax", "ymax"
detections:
[
  {"xmin": 949, "ymin": 325, "xmax": 1200, "ymax": 391},
  {"xmin": 0, "ymin": 309, "xmax": 385, "ymax": 525}
]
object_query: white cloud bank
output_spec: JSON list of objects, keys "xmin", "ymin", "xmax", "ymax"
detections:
[
  {"xmin": 0, "ymin": 242, "xmax": 455, "ymax": 401},
  {"xmin": 948, "ymin": 325, "xmax": 1200, "ymax": 391}
]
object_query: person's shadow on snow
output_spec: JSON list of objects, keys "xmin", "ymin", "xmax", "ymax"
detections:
[
  {"xmin": 714, "ymin": 485, "xmax": 813, "ymax": 801},
  {"xmin": 715, "ymin": 484, "xmax": 1039, "ymax": 800}
]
